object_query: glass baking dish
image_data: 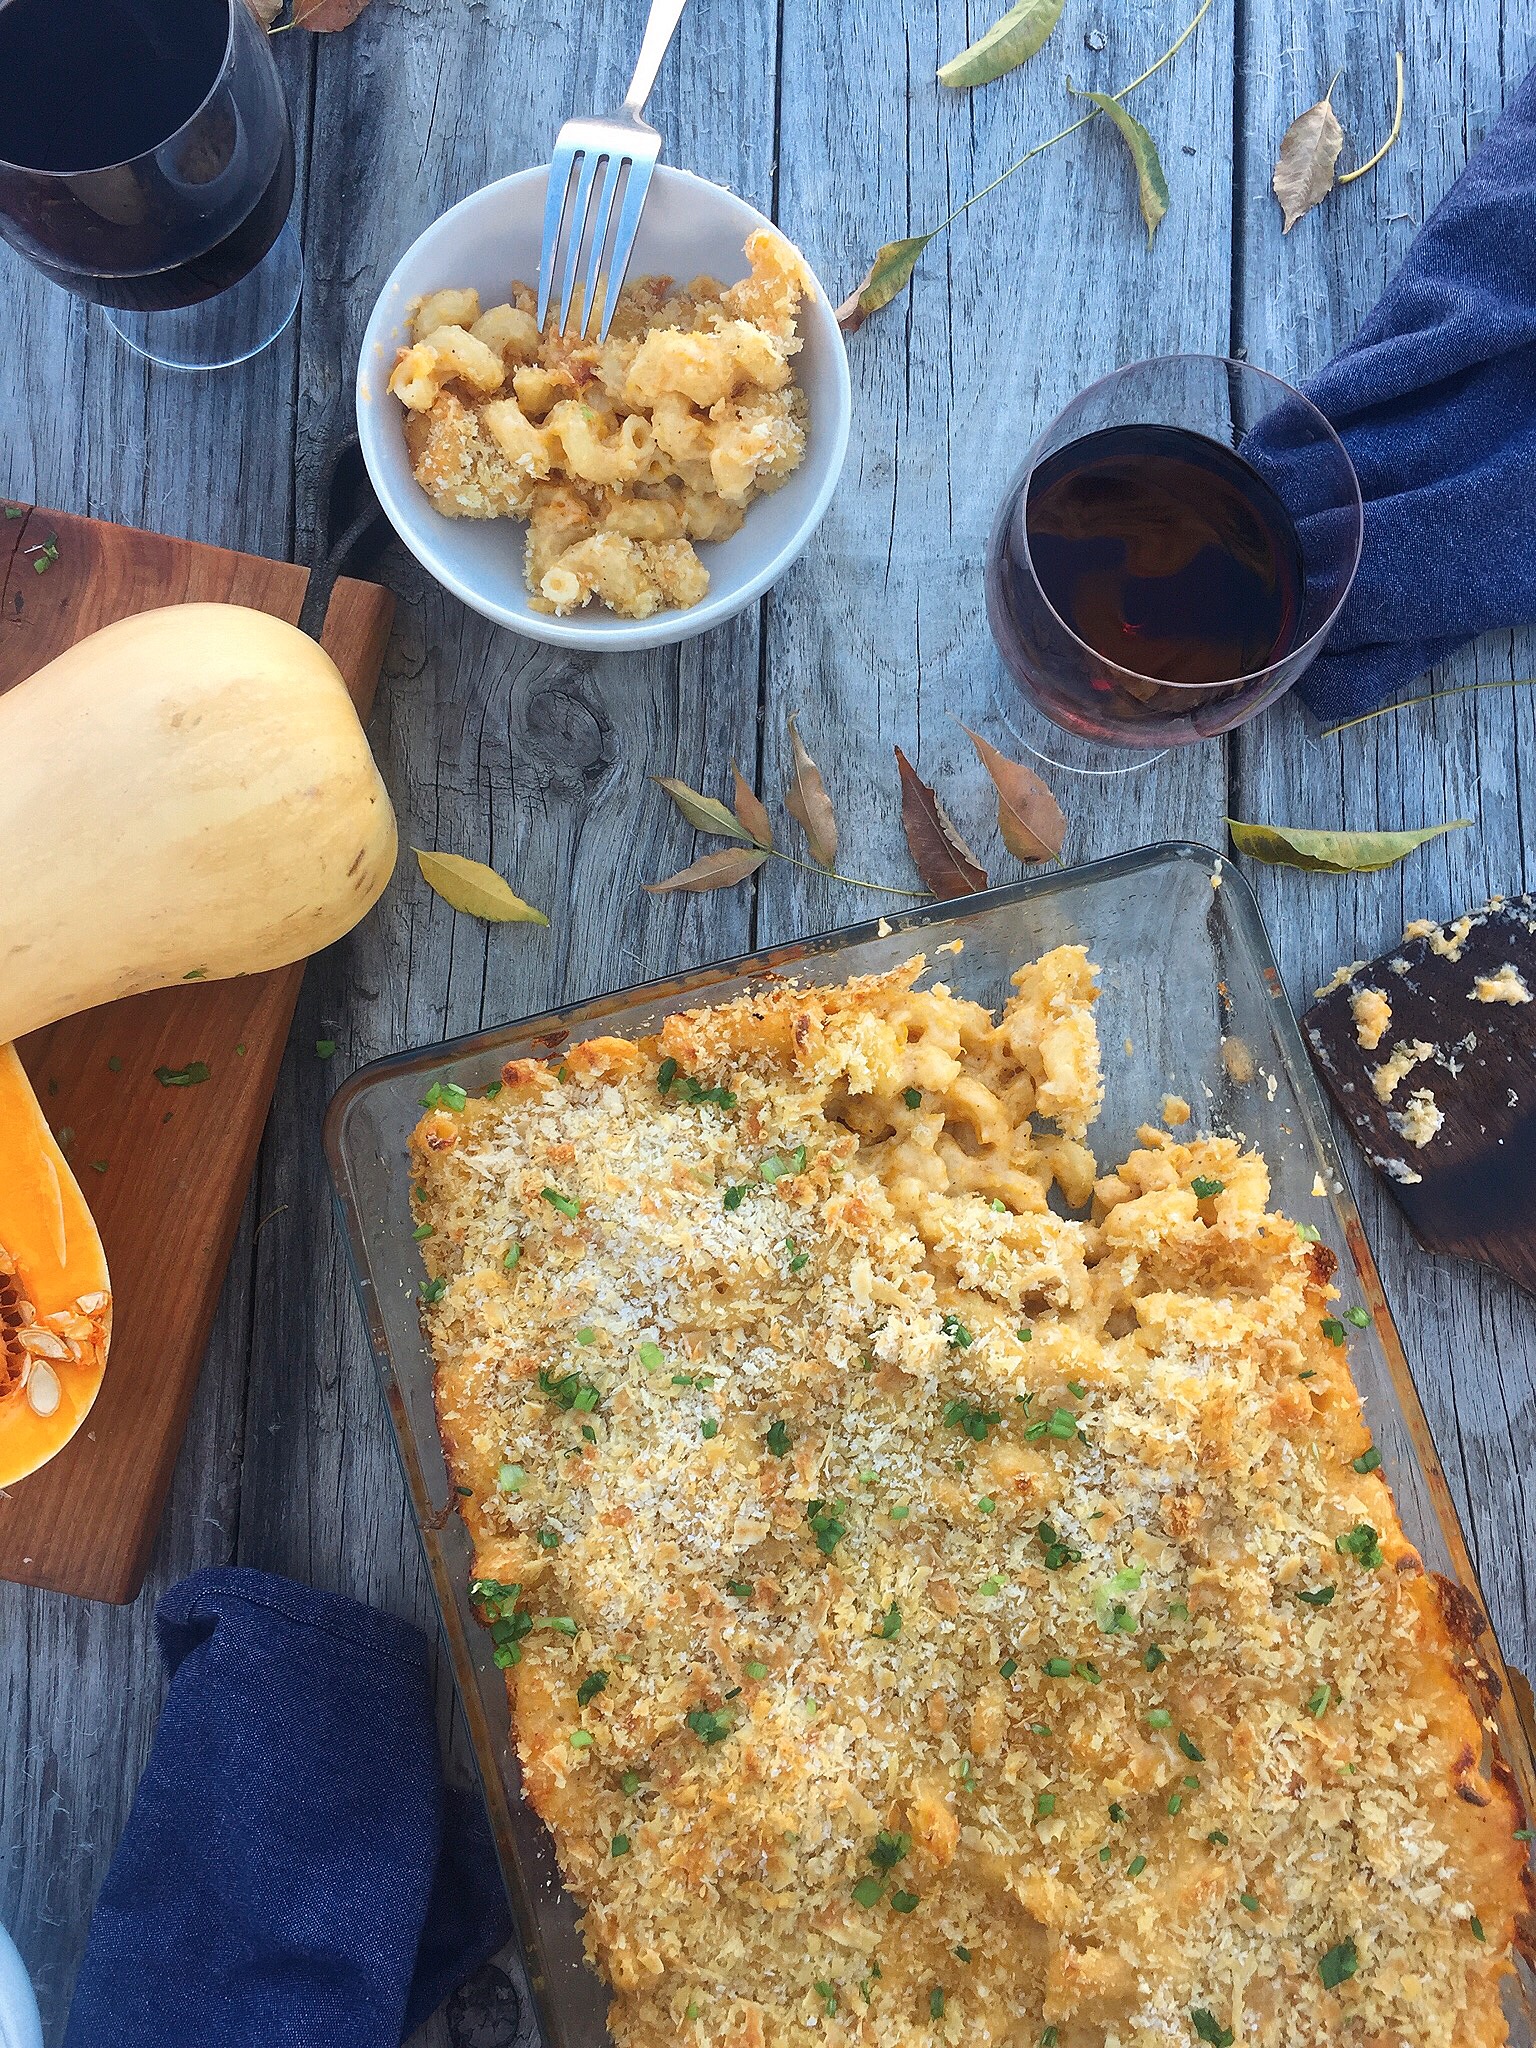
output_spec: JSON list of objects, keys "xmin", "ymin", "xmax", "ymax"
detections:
[{"xmin": 323, "ymin": 841, "xmax": 1535, "ymax": 2048}]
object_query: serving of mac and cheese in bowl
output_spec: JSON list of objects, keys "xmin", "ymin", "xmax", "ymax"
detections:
[{"xmin": 357, "ymin": 166, "xmax": 851, "ymax": 648}]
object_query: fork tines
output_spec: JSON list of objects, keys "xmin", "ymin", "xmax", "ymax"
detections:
[{"xmin": 537, "ymin": 120, "xmax": 661, "ymax": 343}]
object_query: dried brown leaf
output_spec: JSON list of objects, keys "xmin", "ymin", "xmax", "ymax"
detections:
[
  {"xmin": 1272, "ymin": 81, "xmax": 1345, "ymax": 231},
  {"xmin": 643, "ymin": 848, "xmax": 769, "ymax": 894},
  {"xmin": 730, "ymin": 762, "xmax": 775, "ymax": 850},
  {"xmin": 291, "ymin": 0, "xmax": 372, "ymax": 29},
  {"xmin": 785, "ymin": 714, "xmax": 839, "ymax": 867},
  {"xmin": 962, "ymin": 726, "xmax": 1066, "ymax": 863},
  {"xmin": 894, "ymin": 747, "xmax": 989, "ymax": 899},
  {"xmin": 246, "ymin": 0, "xmax": 284, "ymax": 25}
]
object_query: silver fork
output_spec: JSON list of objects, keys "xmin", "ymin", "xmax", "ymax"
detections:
[{"xmin": 536, "ymin": 0, "xmax": 692, "ymax": 344}]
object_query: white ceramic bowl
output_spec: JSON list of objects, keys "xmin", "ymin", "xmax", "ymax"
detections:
[{"xmin": 356, "ymin": 166, "xmax": 852, "ymax": 650}]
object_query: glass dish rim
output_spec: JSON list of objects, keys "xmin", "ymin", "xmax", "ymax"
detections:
[
  {"xmin": 323, "ymin": 836, "xmax": 1535, "ymax": 2039},
  {"xmin": 996, "ymin": 350, "xmax": 1366, "ymax": 695}
]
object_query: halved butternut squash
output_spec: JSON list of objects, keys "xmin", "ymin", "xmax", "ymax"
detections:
[{"xmin": 0, "ymin": 1042, "xmax": 112, "ymax": 1484}]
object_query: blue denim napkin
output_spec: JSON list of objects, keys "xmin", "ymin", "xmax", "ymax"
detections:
[
  {"xmin": 64, "ymin": 1567, "xmax": 511, "ymax": 2048},
  {"xmin": 1288, "ymin": 62, "xmax": 1536, "ymax": 724}
]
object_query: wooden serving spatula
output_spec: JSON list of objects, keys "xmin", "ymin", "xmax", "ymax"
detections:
[{"xmin": 1302, "ymin": 896, "xmax": 1536, "ymax": 1299}]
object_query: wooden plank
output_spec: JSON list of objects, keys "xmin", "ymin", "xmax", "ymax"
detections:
[
  {"xmin": 757, "ymin": 0, "xmax": 1234, "ymax": 951},
  {"xmin": 1230, "ymin": 7, "xmax": 1536, "ymax": 1686},
  {"xmin": 244, "ymin": 3, "xmax": 782, "ymax": 2042}
]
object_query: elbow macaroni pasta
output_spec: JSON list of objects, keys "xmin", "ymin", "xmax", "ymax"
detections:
[
  {"xmin": 411, "ymin": 949, "xmax": 1530, "ymax": 2048},
  {"xmin": 389, "ymin": 228, "xmax": 815, "ymax": 619}
]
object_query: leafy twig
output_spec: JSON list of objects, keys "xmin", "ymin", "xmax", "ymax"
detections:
[
  {"xmin": 838, "ymin": 0, "xmax": 1214, "ymax": 331},
  {"xmin": 1338, "ymin": 51, "xmax": 1405, "ymax": 185},
  {"xmin": 1322, "ymin": 679, "xmax": 1536, "ymax": 739}
]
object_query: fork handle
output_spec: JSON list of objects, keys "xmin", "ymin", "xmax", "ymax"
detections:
[{"xmin": 620, "ymin": 0, "xmax": 690, "ymax": 118}]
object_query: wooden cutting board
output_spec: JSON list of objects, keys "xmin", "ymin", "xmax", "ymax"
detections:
[
  {"xmin": 1303, "ymin": 897, "xmax": 1536, "ymax": 1299},
  {"xmin": 0, "ymin": 504, "xmax": 393, "ymax": 1604}
]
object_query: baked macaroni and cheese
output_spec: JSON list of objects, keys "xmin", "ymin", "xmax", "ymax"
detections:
[
  {"xmin": 388, "ymin": 228, "xmax": 813, "ymax": 619},
  {"xmin": 411, "ymin": 950, "xmax": 1530, "ymax": 2048}
]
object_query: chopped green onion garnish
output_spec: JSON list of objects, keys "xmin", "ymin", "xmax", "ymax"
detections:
[
  {"xmin": 536, "ymin": 1528, "xmax": 561, "ymax": 1550},
  {"xmin": 497, "ymin": 1463, "xmax": 523, "ymax": 1493},
  {"xmin": 638, "ymin": 1341, "xmax": 664, "ymax": 1370},
  {"xmin": 1044, "ymin": 1658, "xmax": 1073, "ymax": 1677},
  {"xmin": 420, "ymin": 1277, "xmax": 446, "ymax": 1304},
  {"xmin": 1191, "ymin": 1175, "xmax": 1224, "ymax": 1199},
  {"xmin": 851, "ymin": 1876, "xmax": 884, "ymax": 1908},
  {"xmin": 879, "ymin": 1603, "xmax": 902, "ymax": 1639},
  {"xmin": 1240, "ymin": 1893, "xmax": 1260, "ymax": 1913},
  {"xmin": 1306, "ymin": 1683, "xmax": 1332, "ymax": 1719},
  {"xmin": 1127, "ymin": 1855, "xmax": 1147, "ymax": 1877},
  {"xmin": 765, "ymin": 1420, "xmax": 792, "ymax": 1457},
  {"xmin": 1318, "ymin": 1937, "xmax": 1358, "ymax": 1988},
  {"xmin": 1320, "ymin": 1316, "xmax": 1347, "ymax": 1345},
  {"xmin": 1297, "ymin": 1584, "xmax": 1336, "ymax": 1607},
  {"xmin": 1353, "ymin": 1447, "xmax": 1382, "ymax": 1473},
  {"xmin": 1336, "ymin": 1522, "xmax": 1384, "ymax": 1568},
  {"xmin": 727, "ymin": 1579, "xmax": 753, "ymax": 1599},
  {"xmin": 889, "ymin": 1890, "xmax": 919, "ymax": 1913},
  {"xmin": 1178, "ymin": 1731, "xmax": 1204, "ymax": 1762},
  {"xmin": 903, "ymin": 1088, "xmax": 922, "ymax": 1109},
  {"xmin": 929, "ymin": 1988, "xmax": 945, "ymax": 2019},
  {"xmin": 568, "ymin": 1730, "xmax": 593, "ymax": 1748},
  {"xmin": 503, "ymin": 1243, "xmax": 521, "ymax": 1270},
  {"xmin": 541, "ymin": 1186, "xmax": 581, "ymax": 1218},
  {"xmin": 977, "ymin": 1496, "xmax": 996, "ymax": 1514},
  {"xmin": 1191, "ymin": 2010, "xmax": 1233, "ymax": 2048},
  {"xmin": 701, "ymin": 1418, "xmax": 719, "ymax": 1439},
  {"xmin": 1144, "ymin": 1644, "xmax": 1166, "ymax": 1671},
  {"xmin": 577, "ymin": 1671, "xmax": 607, "ymax": 1708},
  {"xmin": 888, "ymin": 1503, "xmax": 910, "ymax": 1521},
  {"xmin": 611, "ymin": 1833, "xmax": 630, "ymax": 1856},
  {"xmin": 1147, "ymin": 1709, "xmax": 1172, "ymax": 1729},
  {"xmin": 1345, "ymin": 1305, "xmax": 1371, "ymax": 1327},
  {"xmin": 1034, "ymin": 1792, "xmax": 1055, "ymax": 1819},
  {"xmin": 745, "ymin": 1660, "xmax": 768, "ymax": 1680},
  {"xmin": 999, "ymin": 1657, "xmax": 1018, "ymax": 1678},
  {"xmin": 412, "ymin": 1223, "xmax": 433, "ymax": 1241},
  {"xmin": 1471, "ymin": 1916, "xmax": 1486, "ymax": 1942},
  {"xmin": 1207, "ymin": 1830, "xmax": 1228, "ymax": 1846}
]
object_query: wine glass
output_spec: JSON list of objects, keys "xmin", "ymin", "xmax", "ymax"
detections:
[
  {"xmin": 0, "ymin": 0, "xmax": 301, "ymax": 372},
  {"xmin": 984, "ymin": 355, "xmax": 1362, "ymax": 764}
]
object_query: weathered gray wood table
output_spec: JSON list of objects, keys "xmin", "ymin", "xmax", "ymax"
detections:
[{"xmin": 3, "ymin": 4, "xmax": 1533, "ymax": 2041}]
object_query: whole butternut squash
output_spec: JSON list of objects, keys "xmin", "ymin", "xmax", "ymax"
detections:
[{"xmin": 0, "ymin": 604, "xmax": 397, "ymax": 1042}]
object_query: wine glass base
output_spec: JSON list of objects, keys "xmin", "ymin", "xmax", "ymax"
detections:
[
  {"xmin": 994, "ymin": 698, "xmax": 1169, "ymax": 777},
  {"xmin": 103, "ymin": 220, "xmax": 302, "ymax": 372}
]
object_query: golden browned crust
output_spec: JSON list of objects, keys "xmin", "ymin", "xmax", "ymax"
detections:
[{"xmin": 411, "ymin": 951, "xmax": 1529, "ymax": 2048}]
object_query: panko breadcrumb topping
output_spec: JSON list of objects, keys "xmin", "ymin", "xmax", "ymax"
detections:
[{"xmin": 411, "ymin": 949, "xmax": 1528, "ymax": 2048}]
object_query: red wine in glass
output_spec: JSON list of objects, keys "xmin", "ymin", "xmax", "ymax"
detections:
[
  {"xmin": 1027, "ymin": 425, "xmax": 1304, "ymax": 688},
  {"xmin": 984, "ymin": 357, "xmax": 1363, "ymax": 752},
  {"xmin": 0, "ymin": 0, "xmax": 294, "ymax": 314}
]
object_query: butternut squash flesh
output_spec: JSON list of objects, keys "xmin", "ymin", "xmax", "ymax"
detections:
[{"xmin": 0, "ymin": 1043, "xmax": 112, "ymax": 1484}]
